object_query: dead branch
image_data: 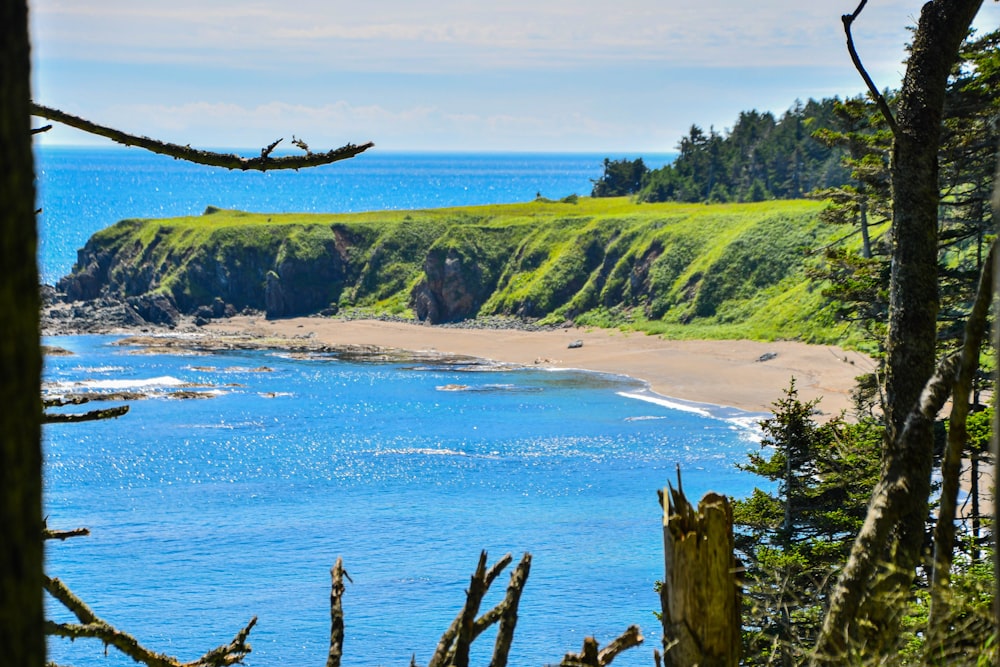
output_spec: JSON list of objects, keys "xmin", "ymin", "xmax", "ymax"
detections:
[
  {"xmin": 43, "ymin": 526, "xmax": 90, "ymax": 541},
  {"xmin": 43, "ymin": 574, "xmax": 255, "ymax": 667},
  {"xmin": 928, "ymin": 240, "xmax": 996, "ymax": 641},
  {"xmin": 427, "ymin": 551, "xmax": 534, "ymax": 667},
  {"xmin": 490, "ymin": 553, "xmax": 532, "ymax": 667},
  {"xmin": 842, "ymin": 1, "xmax": 899, "ymax": 135},
  {"xmin": 43, "ymin": 405, "xmax": 129, "ymax": 423},
  {"xmin": 453, "ymin": 551, "xmax": 493, "ymax": 667},
  {"xmin": 327, "ymin": 557, "xmax": 348, "ymax": 667},
  {"xmin": 559, "ymin": 625, "xmax": 643, "ymax": 667},
  {"xmin": 30, "ymin": 103, "xmax": 373, "ymax": 171}
]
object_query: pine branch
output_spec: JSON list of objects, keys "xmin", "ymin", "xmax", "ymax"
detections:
[{"xmin": 30, "ymin": 103, "xmax": 373, "ymax": 171}]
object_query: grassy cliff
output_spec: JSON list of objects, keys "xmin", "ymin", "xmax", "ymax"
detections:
[{"xmin": 59, "ymin": 197, "xmax": 859, "ymax": 344}]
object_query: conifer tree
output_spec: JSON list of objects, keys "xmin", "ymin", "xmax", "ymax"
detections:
[{"xmin": 734, "ymin": 381, "xmax": 880, "ymax": 665}]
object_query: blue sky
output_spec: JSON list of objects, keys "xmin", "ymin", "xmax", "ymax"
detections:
[{"xmin": 29, "ymin": 1, "xmax": 1000, "ymax": 153}]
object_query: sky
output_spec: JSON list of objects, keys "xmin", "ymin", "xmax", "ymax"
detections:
[{"xmin": 29, "ymin": 1, "xmax": 1000, "ymax": 153}]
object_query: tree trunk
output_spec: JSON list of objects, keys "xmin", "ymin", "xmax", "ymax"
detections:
[
  {"xmin": 928, "ymin": 241, "xmax": 994, "ymax": 644},
  {"xmin": 0, "ymin": 0, "xmax": 44, "ymax": 665},
  {"xmin": 816, "ymin": 4, "xmax": 984, "ymax": 659},
  {"xmin": 659, "ymin": 484, "xmax": 740, "ymax": 667},
  {"xmin": 880, "ymin": 0, "xmax": 984, "ymax": 578}
]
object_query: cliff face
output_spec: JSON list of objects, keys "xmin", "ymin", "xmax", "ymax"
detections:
[{"xmin": 54, "ymin": 199, "xmax": 846, "ymax": 341}]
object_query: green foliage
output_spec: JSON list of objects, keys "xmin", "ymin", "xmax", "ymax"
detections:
[
  {"xmin": 733, "ymin": 382, "xmax": 882, "ymax": 664},
  {"xmin": 637, "ymin": 99, "xmax": 852, "ymax": 205},
  {"xmin": 590, "ymin": 157, "xmax": 649, "ymax": 197}
]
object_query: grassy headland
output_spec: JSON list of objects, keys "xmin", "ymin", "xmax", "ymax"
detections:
[{"xmin": 58, "ymin": 196, "xmax": 868, "ymax": 347}]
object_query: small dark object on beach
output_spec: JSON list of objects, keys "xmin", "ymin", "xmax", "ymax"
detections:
[
  {"xmin": 568, "ymin": 339, "xmax": 583, "ymax": 349},
  {"xmin": 757, "ymin": 352, "xmax": 778, "ymax": 362}
]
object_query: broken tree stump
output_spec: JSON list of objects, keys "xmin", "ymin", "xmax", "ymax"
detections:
[{"xmin": 659, "ymin": 476, "xmax": 741, "ymax": 666}]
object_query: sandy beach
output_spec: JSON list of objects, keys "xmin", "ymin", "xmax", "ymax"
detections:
[{"xmin": 205, "ymin": 316, "xmax": 874, "ymax": 419}]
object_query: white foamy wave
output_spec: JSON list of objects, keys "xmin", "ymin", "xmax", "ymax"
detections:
[
  {"xmin": 45, "ymin": 376, "xmax": 188, "ymax": 392},
  {"xmin": 727, "ymin": 415, "xmax": 766, "ymax": 441},
  {"xmin": 618, "ymin": 391, "xmax": 713, "ymax": 418},
  {"xmin": 619, "ymin": 390, "xmax": 768, "ymax": 437}
]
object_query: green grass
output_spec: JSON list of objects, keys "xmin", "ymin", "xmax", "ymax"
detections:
[{"xmin": 75, "ymin": 197, "xmax": 861, "ymax": 344}]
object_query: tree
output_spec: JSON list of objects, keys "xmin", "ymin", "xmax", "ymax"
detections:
[
  {"xmin": 0, "ymin": 2, "xmax": 44, "ymax": 666},
  {"xmin": 815, "ymin": 0, "xmax": 987, "ymax": 661},
  {"xmin": 590, "ymin": 157, "xmax": 649, "ymax": 197},
  {"xmin": 733, "ymin": 383, "xmax": 879, "ymax": 665}
]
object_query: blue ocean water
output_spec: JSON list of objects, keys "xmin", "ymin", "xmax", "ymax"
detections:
[
  {"xmin": 43, "ymin": 336, "xmax": 762, "ymax": 666},
  {"xmin": 37, "ymin": 148, "xmax": 764, "ymax": 666}
]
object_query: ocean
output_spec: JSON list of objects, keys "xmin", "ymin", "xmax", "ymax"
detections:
[{"xmin": 38, "ymin": 147, "xmax": 765, "ymax": 667}]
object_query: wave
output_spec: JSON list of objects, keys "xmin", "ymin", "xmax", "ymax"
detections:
[
  {"xmin": 70, "ymin": 365, "xmax": 126, "ymax": 374},
  {"xmin": 618, "ymin": 389, "xmax": 767, "ymax": 438},
  {"xmin": 45, "ymin": 375, "xmax": 189, "ymax": 392}
]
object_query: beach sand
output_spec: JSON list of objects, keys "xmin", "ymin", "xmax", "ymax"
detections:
[{"xmin": 206, "ymin": 316, "xmax": 874, "ymax": 419}]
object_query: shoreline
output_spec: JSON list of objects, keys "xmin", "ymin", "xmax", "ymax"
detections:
[{"xmin": 202, "ymin": 316, "xmax": 875, "ymax": 419}]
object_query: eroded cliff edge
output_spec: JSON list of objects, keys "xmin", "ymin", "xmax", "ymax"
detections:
[{"xmin": 48, "ymin": 198, "xmax": 847, "ymax": 342}]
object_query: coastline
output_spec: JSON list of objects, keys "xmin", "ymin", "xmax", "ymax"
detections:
[{"xmin": 203, "ymin": 316, "xmax": 874, "ymax": 419}]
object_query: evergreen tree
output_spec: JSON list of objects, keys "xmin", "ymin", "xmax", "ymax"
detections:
[
  {"xmin": 734, "ymin": 381, "xmax": 880, "ymax": 665},
  {"xmin": 590, "ymin": 157, "xmax": 648, "ymax": 197}
]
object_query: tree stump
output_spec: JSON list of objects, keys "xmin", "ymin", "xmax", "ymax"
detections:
[{"xmin": 659, "ymin": 481, "xmax": 741, "ymax": 666}]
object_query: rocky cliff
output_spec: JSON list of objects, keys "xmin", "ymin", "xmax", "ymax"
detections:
[{"xmin": 52, "ymin": 198, "xmax": 849, "ymax": 342}]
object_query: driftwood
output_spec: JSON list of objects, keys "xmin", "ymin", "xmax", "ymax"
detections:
[{"xmin": 658, "ymin": 472, "xmax": 741, "ymax": 666}]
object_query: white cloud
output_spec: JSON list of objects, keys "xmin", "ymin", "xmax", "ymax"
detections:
[
  {"xmin": 29, "ymin": 0, "xmax": 1000, "ymax": 151},
  {"xmin": 32, "ymin": 0, "xmax": 960, "ymax": 72}
]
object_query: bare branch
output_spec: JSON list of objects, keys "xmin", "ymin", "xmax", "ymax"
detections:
[
  {"xmin": 490, "ymin": 553, "xmax": 532, "ymax": 667},
  {"xmin": 32, "ymin": 124, "xmax": 52, "ymax": 135},
  {"xmin": 43, "ymin": 405, "xmax": 130, "ymax": 424},
  {"xmin": 560, "ymin": 626, "xmax": 644, "ymax": 667},
  {"xmin": 428, "ymin": 551, "xmax": 514, "ymax": 667},
  {"xmin": 842, "ymin": 1, "xmax": 899, "ymax": 135},
  {"xmin": 597, "ymin": 625, "xmax": 644, "ymax": 665},
  {"xmin": 30, "ymin": 103, "xmax": 374, "ymax": 171},
  {"xmin": 327, "ymin": 557, "xmax": 347, "ymax": 667},
  {"xmin": 929, "ymin": 240, "xmax": 997, "ymax": 642},
  {"xmin": 43, "ymin": 526, "xmax": 90, "ymax": 541},
  {"xmin": 44, "ymin": 575, "xmax": 255, "ymax": 667},
  {"xmin": 815, "ymin": 353, "xmax": 961, "ymax": 662}
]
